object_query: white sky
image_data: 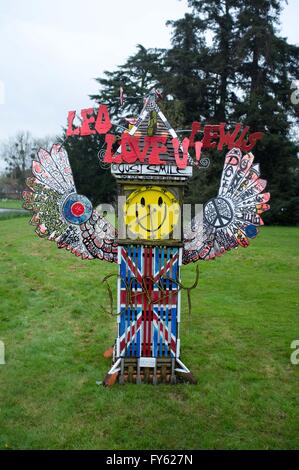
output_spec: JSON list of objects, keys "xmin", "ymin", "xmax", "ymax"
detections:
[{"xmin": 0, "ymin": 0, "xmax": 298, "ymax": 164}]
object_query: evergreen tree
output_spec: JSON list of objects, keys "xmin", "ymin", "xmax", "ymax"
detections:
[
  {"xmin": 60, "ymin": 0, "xmax": 299, "ymax": 224},
  {"xmin": 61, "ymin": 133, "xmax": 117, "ymax": 206},
  {"xmin": 59, "ymin": 46, "xmax": 166, "ymax": 208},
  {"xmin": 90, "ymin": 45, "xmax": 165, "ymax": 121},
  {"xmin": 172, "ymin": 0, "xmax": 299, "ymax": 223},
  {"xmin": 164, "ymin": 13, "xmax": 211, "ymax": 123},
  {"xmin": 165, "ymin": 2, "xmax": 241, "ymax": 206},
  {"xmin": 232, "ymin": 0, "xmax": 299, "ymax": 224}
]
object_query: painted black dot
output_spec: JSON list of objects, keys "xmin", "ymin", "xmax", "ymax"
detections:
[{"xmin": 158, "ymin": 196, "xmax": 163, "ymax": 206}]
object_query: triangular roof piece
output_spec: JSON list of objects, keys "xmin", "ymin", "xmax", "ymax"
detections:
[{"xmin": 115, "ymin": 91, "xmax": 192, "ymax": 166}]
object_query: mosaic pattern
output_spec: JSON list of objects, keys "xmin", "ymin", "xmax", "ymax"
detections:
[{"xmin": 23, "ymin": 144, "xmax": 118, "ymax": 262}]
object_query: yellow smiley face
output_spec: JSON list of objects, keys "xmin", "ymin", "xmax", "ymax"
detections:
[{"xmin": 124, "ymin": 186, "xmax": 180, "ymax": 240}]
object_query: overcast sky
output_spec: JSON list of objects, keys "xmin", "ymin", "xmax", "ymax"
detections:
[{"xmin": 0, "ymin": 0, "xmax": 298, "ymax": 160}]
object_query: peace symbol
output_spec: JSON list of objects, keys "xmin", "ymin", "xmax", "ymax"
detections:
[{"xmin": 204, "ymin": 197, "xmax": 234, "ymax": 228}]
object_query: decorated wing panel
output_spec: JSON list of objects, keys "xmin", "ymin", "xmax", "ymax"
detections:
[
  {"xmin": 183, "ymin": 148, "xmax": 270, "ymax": 264},
  {"xmin": 23, "ymin": 144, "xmax": 118, "ymax": 263}
]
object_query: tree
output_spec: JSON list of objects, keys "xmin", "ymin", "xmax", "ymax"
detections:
[
  {"xmin": 164, "ymin": 13, "xmax": 211, "ymax": 124},
  {"xmin": 62, "ymin": 0, "xmax": 299, "ymax": 224},
  {"xmin": 0, "ymin": 132, "xmax": 36, "ymax": 192},
  {"xmin": 0, "ymin": 132, "xmax": 57, "ymax": 196},
  {"xmin": 60, "ymin": 133, "xmax": 117, "ymax": 206},
  {"xmin": 171, "ymin": 0, "xmax": 299, "ymax": 223},
  {"xmin": 232, "ymin": 0, "xmax": 299, "ymax": 224},
  {"xmin": 0, "ymin": 173, "xmax": 21, "ymax": 199},
  {"xmin": 90, "ymin": 44, "xmax": 165, "ymax": 121}
]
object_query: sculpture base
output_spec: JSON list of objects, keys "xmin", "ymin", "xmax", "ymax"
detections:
[{"xmin": 103, "ymin": 356, "xmax": 197, "ymax": 386}]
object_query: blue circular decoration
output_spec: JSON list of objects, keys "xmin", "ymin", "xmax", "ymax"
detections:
[
  {"xmin": 245, "ymin": 224, "xmax": 258, "ymax": 239},
  {"xmin": 62, "ymin": 193, "xmax": 93, "ymax": 225}
]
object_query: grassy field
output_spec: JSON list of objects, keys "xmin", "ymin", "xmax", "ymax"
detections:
[
  {"xmin": 0, "ymin": 199, "xmax": 23, "ymax": 209},
  {"xmin": 0, "ymin": 200, "xmax": 26, "ymax": 222},
  {"xmin": 0, "ymin": 216, "xmax": 298, "ymax": 450}
]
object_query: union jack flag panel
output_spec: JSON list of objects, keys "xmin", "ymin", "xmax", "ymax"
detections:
[{"xmin": 117, "ymin": 245, "xmax": 181, "ymax": 358}]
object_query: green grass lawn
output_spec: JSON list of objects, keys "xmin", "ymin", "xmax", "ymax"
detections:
[
  {"xmin": 0, "ymin": 217, "xmax": 298, "ymax": 450},
  {"xmin": 0, "ymin": 200, "xmax": 26, "ymax": 221},
  {"xmin": 0, "ymin": 199, "xmax": 23, "ymax": 210}
]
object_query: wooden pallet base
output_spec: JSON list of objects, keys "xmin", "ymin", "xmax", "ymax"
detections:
[{"xmin": 103, "ymin": 357, "xmax": 197, "ymax": 386}]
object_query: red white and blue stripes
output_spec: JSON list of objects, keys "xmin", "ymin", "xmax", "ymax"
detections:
[{"xmin": 117, "ymin": 245, "xmax": 181, "ymax": 358}]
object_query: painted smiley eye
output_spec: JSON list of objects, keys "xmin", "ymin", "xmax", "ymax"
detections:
[
  {"xmin": 140, "ymin": 197, "xmax": 145, "ymax": 206},
  {"xmin": 158, "ymin": 196, "xmax": 163, "ymax": 206}
]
